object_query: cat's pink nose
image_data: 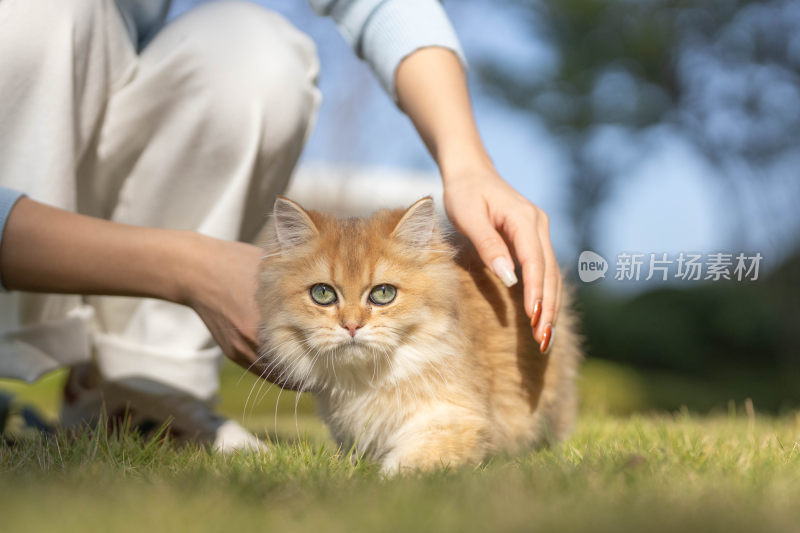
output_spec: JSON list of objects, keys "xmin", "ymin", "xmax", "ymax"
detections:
[{"xmin": 342, "ymin": 323, "xmax": 362, "ymax": 338}]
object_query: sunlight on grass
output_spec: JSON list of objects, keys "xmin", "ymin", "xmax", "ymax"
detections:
[
  {"xmin": 2, "ymin": 359, "xmax": 800, "ymax": 531},
  {"xmin": 1, "ymin": 411, "xmax": 798, "ymax": 532},
  {"xmin": 2, "ymin": 358, "xmax": 800, "ymax": 531}
]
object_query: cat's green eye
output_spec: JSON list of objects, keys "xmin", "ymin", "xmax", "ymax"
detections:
[
  {"xmin": 369, "ymin": 284, "xmax": 397, "ymax": 306},
  {"xmin": 310, "ymin": 283, "xmax": 337, "ymax": 306}
]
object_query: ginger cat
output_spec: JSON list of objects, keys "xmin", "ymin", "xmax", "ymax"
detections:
[{"xmin": 257, "ymin": 197, "xmax": 581, "ymax": 474}]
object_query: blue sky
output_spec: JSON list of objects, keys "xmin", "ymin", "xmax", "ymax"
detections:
[{"xmin": 169, "ymin": 0, "xmax": 799, "ymax": 287}]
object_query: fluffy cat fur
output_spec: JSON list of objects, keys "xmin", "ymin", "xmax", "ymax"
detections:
[{"xmin": 256, "ymin": 196, "xmax": 581, "ymax": 474}]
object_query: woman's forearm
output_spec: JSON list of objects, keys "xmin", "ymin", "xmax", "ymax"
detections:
[
  {"xmin": 0, "ymin": 197, "xmax": 280, "ymax": 370},
  {"xmin": 0, "ymin": 196, "xmax": 294, "ymax": 374},
  {"xmin": 0, "ymin": 196, "xmax": 191, "ymax": 303},
  {"xmin": 395, "ymin": 47, "xmax": 493, "ymax": 178},
  {"xmin": 394, "ymin": 46, "xmax": 561, "ymax": 351}
]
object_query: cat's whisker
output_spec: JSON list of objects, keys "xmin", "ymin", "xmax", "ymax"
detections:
[
  {"xmin": 329, "ymin": 351, "xmax": 340, "ymax": 383},
  {"xmin": 273, "ymin": 385, "xmax": 285, "ymax": 439},
  {"xmin": 368, "ymin": 343, "xmax": 390, "ymax": 385},
  {"xmin": 239, "ymin": 336, "xmax": 295, "ymax": 387},
  {"xmin": 262, "ymin": 337, "xmax": 311, "ymax": 387},
  {"xmin": 292, "ymin": 347, "xmax": 323, "ymax": 439},
  {"xmin": 255, "ymin": 342, "xmax": 312, "ymax": 412},
  {"xmin": 264, "ymin": 337, "xmax": 320, "ymax": 402},
  {"xmin": 377, "ymin": 344, "xmax": 398, "ymax": 388},
  {"xmin": 243, "ymin": 341, "xmax": 296, "ymax": 422},
  {"xmin": 264, "ymin": 343, "xmax": 315, "ymax": 433},
  {"xmin": 292, "ymin": 387, "xmax": 304, "ymax": 439},
  {"xmin": 374, "ymin": 347, "xmax": 387, "ymax": 385},
  {"xmin": 242, "ymin": 364, "xmax": 270, "ymax": 423},
  {"xmin": 242, "ymin": 346, "xmax": 284, "ymax": 423},
  {"xmin": 249, "ymin": 343, "xmax": 305, "ymax": 420},
  {"xmin": 369, "ymin": 348, "xmax": 379, "ymax": 385}
]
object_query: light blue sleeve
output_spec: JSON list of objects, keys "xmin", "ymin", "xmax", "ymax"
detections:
[
  {"xmin": 0, "ymin": 187, "xmax": 26, "ymax": 290},
  {"xmin": 308, "ymin": 0, "xmax": 466, "ymax": 100}
]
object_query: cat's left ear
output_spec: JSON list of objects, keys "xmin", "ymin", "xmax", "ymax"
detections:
[
  {"xmin": 273, "ymin": 197, "xmax": 318, "ymax": 250},
  {"xmin": 391, "ymin": 197, "xmax": 437, "ymax": 247}
]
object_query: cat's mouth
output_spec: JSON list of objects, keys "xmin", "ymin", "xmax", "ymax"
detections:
[
  {"xmin": 340, "ymin": 335, "xmax": 366, "ymax": 348},
  {"xmin": 332, "ymin": 337, "xmax": 375, "ymax": 359},
  {"xmin": 337, "ymin": 329, "xmax": 369, "ymax": 346}
]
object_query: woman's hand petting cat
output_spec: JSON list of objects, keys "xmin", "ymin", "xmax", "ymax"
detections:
[
  {"xmin": 176, "ymin": 235, "xmax": 264, "ymax": 371},
  {"xmin": 442, "ymin": 166, "xmax": 561, "ymax": 351}
]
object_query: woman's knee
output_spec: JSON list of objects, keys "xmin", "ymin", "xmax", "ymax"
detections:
[{"xmin": 143, "ymin": 1, "xmax": 321, "ymax": 142}]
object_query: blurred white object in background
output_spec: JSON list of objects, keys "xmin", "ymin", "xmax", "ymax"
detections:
[{"xmin": 284, "ymin": 163, "xmax": 444, "ymax": 217}]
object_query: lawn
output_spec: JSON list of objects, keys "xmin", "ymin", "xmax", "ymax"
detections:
[{"xmin": 1, "ymin": 360, "xmax": 798, "ymax": 532}]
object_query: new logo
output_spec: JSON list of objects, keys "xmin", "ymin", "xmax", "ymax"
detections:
[{"xmin": 578, "ymin": 250, "xmax": 608, "ymax": 283}]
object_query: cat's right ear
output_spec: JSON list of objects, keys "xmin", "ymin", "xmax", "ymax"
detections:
[
  {"xmin": 273, "ymin": 197, "xmax": 318, "ymax": 250},
  {"xmin": 392, "ymin": 196, "xmax": 437, "ymax": 247}
]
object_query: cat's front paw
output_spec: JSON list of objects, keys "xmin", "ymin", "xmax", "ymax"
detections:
[
  {"xmin": 379, "ymin": 457, "xmax": 402, "ymax": 477},
  {"xmin": 379, "ymin": 444, "xmax": 477, "ymax": 476}
]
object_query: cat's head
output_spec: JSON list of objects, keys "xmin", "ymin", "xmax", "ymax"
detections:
[{"xmin": 257, "ymin": 197, "xmax": 460, "ymax": 391}]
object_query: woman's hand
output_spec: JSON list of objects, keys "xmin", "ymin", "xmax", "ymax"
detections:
[
  {"xmin": 176, "ymin": 235, "xmax": 301, "ymax": 388},
  {"xmin": 395, "ymin": 46, "xmax": 560, "ymax": 351},
  {"xmin": 176, "ymin": 234, "xmax": 264, "ymax": 370},
  {"xmin": 442, "ymin": 166, "xmax": 560, "ymax": 352}
]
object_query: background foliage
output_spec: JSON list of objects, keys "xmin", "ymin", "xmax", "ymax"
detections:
[{"xmin": 471, "ymin": 0, "xmax": 800, "ymax": 409}]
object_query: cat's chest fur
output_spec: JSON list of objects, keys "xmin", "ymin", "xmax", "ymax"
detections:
[{"xmin": 316, "ymin": 340, "xmax": 480, "ymax": 462}]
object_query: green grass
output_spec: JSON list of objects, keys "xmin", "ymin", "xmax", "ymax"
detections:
[{"xmin": 1, "ymin": 361, "xmax": 799, "ymax": 532}]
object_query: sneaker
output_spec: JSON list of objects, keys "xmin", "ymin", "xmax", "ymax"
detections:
[{"xmin": 61, "ymin": 362, "xmax": 266, "ymax": 452}]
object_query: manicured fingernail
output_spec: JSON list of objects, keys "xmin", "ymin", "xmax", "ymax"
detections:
[
  {"xmin": 530, "ymin": 300, "xmax": 542, "ymax": 329},
  {"xmin": 491, "ymin": 257, "xmax": 518, "ymax": 287},
  {"xmin": 539, "ymin": 324, "xmax": 553, "ymax": 354}
]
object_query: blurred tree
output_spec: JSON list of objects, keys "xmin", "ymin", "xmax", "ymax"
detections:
[
  {"xmin": 476, "ymin": 0, "xmax": 800, "ymax": 253},
  {"xmin": 474, "ymin": 0, "xmax": 800, "ymax": 409}
]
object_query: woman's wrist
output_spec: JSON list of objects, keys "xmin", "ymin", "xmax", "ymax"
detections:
[
  {"xmin": 168, "ymin": 232, "xmax": 264, "ymax": 317},
  {"xmin": 165, "ymin": 231, "xmax": 215, "ymax": 308},
  {"xmin": 438, "ymin": 148, "xmax": 496, "ymax": 185}
]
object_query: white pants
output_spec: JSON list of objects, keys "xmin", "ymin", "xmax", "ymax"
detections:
[{"xmin": 0, "ymin": 0, "xmax": 320, "ymax": 406}]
